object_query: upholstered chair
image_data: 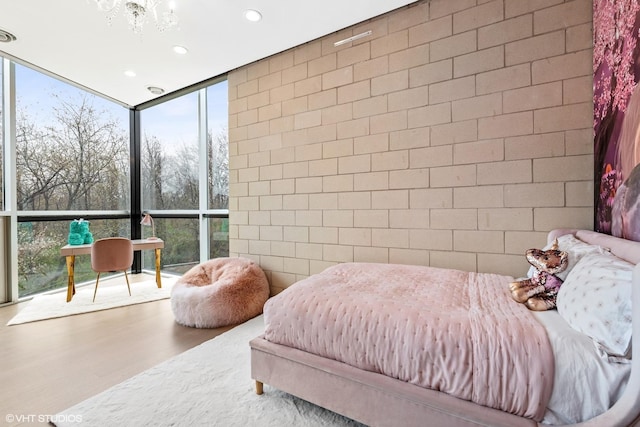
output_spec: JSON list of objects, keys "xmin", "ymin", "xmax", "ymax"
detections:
[{"xmin": 91, "ymin": 237, "xmax": 134, "ymax": 302}]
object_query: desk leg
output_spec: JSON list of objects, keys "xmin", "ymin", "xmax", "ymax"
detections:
[
  {"xmin": 66, "ymin": 255, "xmax": 76, "ymax": 302},
  {"xmin": 155, "ymin": 248, "xmax": 162, "ymax": 288}
]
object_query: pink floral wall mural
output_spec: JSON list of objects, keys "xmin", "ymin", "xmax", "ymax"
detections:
[{"xmin": 594, "ymin": 0, "xmax": 640, "ymax": 240}]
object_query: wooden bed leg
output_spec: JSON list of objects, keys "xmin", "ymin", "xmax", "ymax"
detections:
[{"xmin": 255, "ymin": 381, "xmax": 264, "ymax": 395}]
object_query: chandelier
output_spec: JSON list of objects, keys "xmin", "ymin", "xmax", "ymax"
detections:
[{"xmin": 94, "ymin": 0, "xmax": 178, "ymax": 34}]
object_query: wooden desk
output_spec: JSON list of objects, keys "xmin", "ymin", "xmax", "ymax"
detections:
[{"xmin": 60, "ymin": 239, "xmax": 165, "ymax": 302}]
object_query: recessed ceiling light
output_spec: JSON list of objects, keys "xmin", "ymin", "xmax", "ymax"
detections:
[
  {"xmin": 124, "ymin": 70, "xmax": 136, "ymax": 77},
  {"xmin": 173, "ymin": 45, "xmax": 188, "ymax": 55},
  {"xmin": 147, "ymin": 86, "xmax": 165, "ymax": 95},
  {"xmin": 0, "ymin": 28, "xmax": 17, "ymax": 43},
  {"xmin": 244, "ymin": 9, "xmax": 262, "ymax": 22}
]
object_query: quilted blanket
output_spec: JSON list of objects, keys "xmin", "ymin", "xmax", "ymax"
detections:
[{"xmin": 263, "ymin": 262, "xmax": 554, "ymax": 421}]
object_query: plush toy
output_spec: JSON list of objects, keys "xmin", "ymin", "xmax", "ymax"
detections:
[
  {"xmin": 509, "ymin": 239, "xmax": 568, "ymax": 311},
  {"xmin": 67, "ymin": 219, "xmax": 94, "ymax": 246}
]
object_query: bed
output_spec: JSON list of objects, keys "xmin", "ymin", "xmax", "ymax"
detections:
[{"xmin": 250, "ymin": 229, "xmax": 640, "ymax": 426}]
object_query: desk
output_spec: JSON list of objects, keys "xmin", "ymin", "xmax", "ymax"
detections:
[{"xmin": 60, "ymin": 239, "xmax": 164, "ymax": 302}]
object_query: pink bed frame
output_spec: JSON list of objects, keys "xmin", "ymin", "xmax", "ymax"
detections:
[{"xmin": 250, "ymin": 230, "xmax": 640, "ymax": 426}]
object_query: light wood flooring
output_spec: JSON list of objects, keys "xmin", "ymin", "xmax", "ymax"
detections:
[{"xmin": 0, "ymin": 274, "xmax": 233, "ymax": 426}]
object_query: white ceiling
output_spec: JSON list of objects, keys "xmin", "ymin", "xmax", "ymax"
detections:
[{"xmin": 0, "ymin": 0, "xmax": 418, "ymax": 108}]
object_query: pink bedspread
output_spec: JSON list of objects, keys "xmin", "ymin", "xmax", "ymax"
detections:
[{"xmin": 263, "ymin": 262, "xmax": 554, "ymax": 421}]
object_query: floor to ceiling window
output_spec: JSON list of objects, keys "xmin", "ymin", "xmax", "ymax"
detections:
[
  {"xmin": 141, "ymin": 91, "xmax": 200, "ymax": 274},
  {"xmin": 15, "ymin": 64, "xmax": 130, "ymax": 297},
  {"xmin": 140, "ymin": 79, "xmax": 229, "ymax": 274},
  {"xmin": 0, "ymin": 59, "xmax": 230, "ymax": 301},
  {"xmin": 207, "ymin": 81, "xmax": 229, "ymax": 259}
]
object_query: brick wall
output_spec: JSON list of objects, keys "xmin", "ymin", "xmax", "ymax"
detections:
[{"xmin": 228, "ymin": 0, "xmax": 594, "ymax": 294}]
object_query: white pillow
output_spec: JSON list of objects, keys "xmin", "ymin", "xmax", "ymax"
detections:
[
  {"xmin": 556, "ymin": 251, "xmax": 633, "ymax": 358},
  {"xmin": 527, "ymin": 234, "xmax": 604, "ymax": 281}
]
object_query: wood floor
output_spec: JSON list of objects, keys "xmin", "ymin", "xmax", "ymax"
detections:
[{"xmin": 0, "ymin": 274, "xmax": 232, "ymax": 426}]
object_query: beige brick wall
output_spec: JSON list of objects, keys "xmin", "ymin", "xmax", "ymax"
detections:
[{"xmin": 228, "ymin": 0, "xmax": 594, "ymax": 294}]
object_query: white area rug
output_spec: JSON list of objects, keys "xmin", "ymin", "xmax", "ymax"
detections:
[
  {"xmin": 53, "ymin": 315, "xmax": 363, "ymax": 427},
  {"xmin": 7, "ymin": 278, "xmax": 176, "ymax": 326}
]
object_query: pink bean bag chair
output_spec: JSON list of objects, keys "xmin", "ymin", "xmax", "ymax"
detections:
[{"xmin": 171, "ymin": 257, "xmax": 269, "ymax": 328}]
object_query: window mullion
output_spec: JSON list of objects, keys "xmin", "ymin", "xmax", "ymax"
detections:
[
  {"xmin": 3, "ymin": 60, "xmax": 18, "ymax": 302},
  {"xmin": 198, "ymin": 88, "xmax": 208, "ymax": 263}
]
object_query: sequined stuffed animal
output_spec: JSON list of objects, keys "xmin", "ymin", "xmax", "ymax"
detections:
[{"xmin": 509, "ymin": 239, "xmax": 568, "ymax": 311}]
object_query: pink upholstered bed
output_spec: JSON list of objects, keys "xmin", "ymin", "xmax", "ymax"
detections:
[{"xmin": 250, "ymin": 230, "xmax": 640, "ymax": 426}]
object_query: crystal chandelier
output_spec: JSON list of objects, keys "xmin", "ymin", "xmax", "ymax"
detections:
[{"xmin": 95, "ymin": 0, "xmax": 178, "ymax": 34}]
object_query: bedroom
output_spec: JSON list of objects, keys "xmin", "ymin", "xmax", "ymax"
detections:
[{"xmin": 1, "ymin": 0, "xmax": 637, "ymax": 426}]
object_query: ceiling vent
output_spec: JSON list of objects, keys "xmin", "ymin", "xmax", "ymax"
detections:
[{"xmin": 0, "ymin": 29, "xmax": 17, "ymax": 43}]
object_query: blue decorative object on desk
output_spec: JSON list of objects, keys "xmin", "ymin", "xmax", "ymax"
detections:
[{"xmin": 68, "ymin": 219, "xmax": 94, "ymax": 245}]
